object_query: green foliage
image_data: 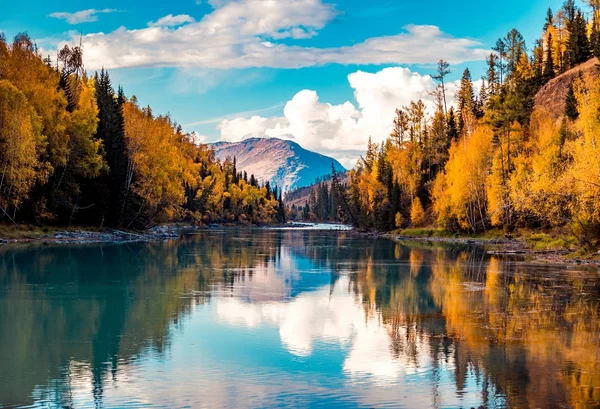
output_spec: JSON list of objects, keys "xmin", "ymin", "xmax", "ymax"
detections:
[{"xmin": 565, "ymin": 78, "xmax": 579, "ymax": 120}]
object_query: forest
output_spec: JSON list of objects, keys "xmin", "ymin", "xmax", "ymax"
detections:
[
  {"xmin": 298, "ymin": 0, "xmax": 600, "ymax": 249},
  {"xmin": 0, "ymin": 34, "xmax": 285, "ymax": 228}
]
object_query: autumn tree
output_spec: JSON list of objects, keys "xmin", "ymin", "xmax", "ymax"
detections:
[{"xmin": 0, "ymin": 80, "xmax": 45, "ymax": 222}]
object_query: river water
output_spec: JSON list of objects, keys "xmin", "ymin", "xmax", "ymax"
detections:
[{"xmin": 0, "ymin": 228, "xmax": 599, "ymax": 408}]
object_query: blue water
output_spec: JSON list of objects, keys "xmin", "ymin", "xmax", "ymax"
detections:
[{"xmin": 0, "ymin": 228, "xmax": 598, "ymax": 408}]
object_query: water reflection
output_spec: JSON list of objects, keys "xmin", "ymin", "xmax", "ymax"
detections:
[{"xmin": 0, "ymin": 229, "xmax": 599, "ymax": 408}]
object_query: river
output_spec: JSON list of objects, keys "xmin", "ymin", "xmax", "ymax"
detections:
[{"xmin": 0, "ymin": 228, "xmax": 598, "ymax": 408}]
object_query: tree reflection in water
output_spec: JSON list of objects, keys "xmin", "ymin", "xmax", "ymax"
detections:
[{"xmin": 0, "ymin": 229, "xmax": 598, "ymax": 408}]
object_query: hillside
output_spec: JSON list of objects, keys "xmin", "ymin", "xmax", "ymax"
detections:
[
  {"xmin": 211, "ymin": 138, "xmax": 346, "ymax": 192},
  {"xmin": 533, "ymin": 57, "xmax": 599, "ymax": 118},
  {"xmin": 284, "ymin": 172, "xmax": 349, "ymax": 210}
]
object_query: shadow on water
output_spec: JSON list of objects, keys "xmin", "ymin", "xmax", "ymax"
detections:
[{"xmin": 0, "ymin": 228, "xmax": 599, "ymax": 408}]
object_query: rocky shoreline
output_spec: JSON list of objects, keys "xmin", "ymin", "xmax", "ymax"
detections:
[
  {"xmin": 0, "ymin": 224, "xmax": 197, "ymax": 245},
  {"xmin": 1, "ymin": 224, "xmax": 598, "ymax": 268},
  {"xmin": 388, "ymin": 234, "xmax": 599, "ymax": 267}
]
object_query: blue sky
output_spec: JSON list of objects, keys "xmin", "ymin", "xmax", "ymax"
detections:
[{"xmin": 1, "ymin": 0, "xmax": 573, "ymax": 165}]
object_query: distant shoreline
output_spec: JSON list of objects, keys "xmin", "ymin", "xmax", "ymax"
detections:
[
  {"xmin": 2, "ymin": 223, "xmax": 598, "ymax": 267},
  {"xmin": 0, "ymin": 222, "xmax": 352, "ymax": 246}
]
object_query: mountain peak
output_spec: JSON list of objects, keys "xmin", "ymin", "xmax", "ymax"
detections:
[{"xmin": 209, "ymin": 138, "xmax": 345, "ymax": 192}]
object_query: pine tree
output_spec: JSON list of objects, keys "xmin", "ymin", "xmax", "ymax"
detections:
[
  {"xmin": 545, "ymin": 8, "xmax": 554, "ymax": 31},
  {"xmin": 565, "ymin": 78, "xmax": 579, "ymax": 120},
  {"xmin": 493, "ymin": 39, "xmax": 507, "ymax": 85},
  {"xmin": 544, "ymin": 32, "xmax": 556, "ymax": 82},
  {"xmin": 446, "ymin": 108, "xmax": 459, "ymax": 142},
  {"xmin": 486, "ymin": 53, "xmax": 500, "ymax": 96},
  {"xmin": 457, "ymin": 69, "xmax": 475, "ymax": 135},
  {"xmin": 89, "ymin": 70, "xmax": 130, "ymax": 227},
  {"xmin": 432, "ymin": 59, "xmax": 451, "ymax": 114},
  {"xmin": 475, "ymin": 79, "xmax": 487, "ymax": 118},
  {"xmin": 565, "ymin": 7, "xmax": 591, "ymax": 67},
  {"xmin": 533, "ymin": 38, "xmax": 545, "ymax": 85},
  {"xmin": 592, "ymin": 11, "xmax": 600, "ymax": 58},
  {"xmin": 575, "ymin": 10, "xmax": 591, "ymax": 63}
]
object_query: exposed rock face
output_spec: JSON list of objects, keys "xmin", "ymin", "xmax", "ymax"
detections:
[
  {"xmin": 533, "ymin": 57, "xmax": 599, "ymax": 119},
  {"xmin": 210, "ymin": 138, "xmax": 346, "ymax": 192}
]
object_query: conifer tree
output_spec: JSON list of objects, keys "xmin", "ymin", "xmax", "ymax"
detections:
[
  {"xmin": 592, "ymin": 11, "xmax": 600, "ymax": 58},
  {"xmin": 457, "ymin": 69, "xmax": 475, "ymax": 135},
  {"xmin": 545, "ymin": 8, "xmax": 554, "ymax": 31},
  {"xmin": 486, "ymin": 53, "xmax": 500, "ymax": 96},
  {"xmin": 432, "ymin": 59, "xmax": 451, "ymax": 114},
  {"xmin": 544, "ymin": 32, "xmax": 556, "ymax": 82},
  {"xmin": 565, "ymin": 78, "xmax": 579, "ymax": 120},
  {"xmin": 446, "ymin": 108, "xmax": 459, "ymax": 142}
]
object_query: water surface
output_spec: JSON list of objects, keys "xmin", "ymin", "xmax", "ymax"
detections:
[{"xmin": 1, "ymin": 229, "xmax": 599, "ymax": 408}]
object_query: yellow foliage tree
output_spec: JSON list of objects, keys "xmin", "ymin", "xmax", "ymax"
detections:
[
  {"xmin": 432, "ymin": 125, "xmax": 494, "ymax": 232},
  {"xmin": 410, "ymin": 198, "xmax": 425, "ymax": 227},
  {"xmin": 0, "ymin": 80, "xmax": 45, "ymax": 220}
]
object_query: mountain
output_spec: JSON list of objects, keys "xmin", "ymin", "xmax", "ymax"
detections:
[{"xmin": 210, "ymin": 138, "xmax": 346, "ymax": 192}]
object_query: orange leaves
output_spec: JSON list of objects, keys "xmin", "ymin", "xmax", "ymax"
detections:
[
  {"xmin": 410, "ymin": 198, "xmax": 425, "ymax": 227},
  {"xmin": 0, "ymin": 80, "xmax": 44, "ymax": 210},
  {"xmin": 123, "ymin": 100, "xmax": 187, "ymax": 211},
  {"xmin": 432, "ymin": 126, "xmax": 494, "ymax": 232}
]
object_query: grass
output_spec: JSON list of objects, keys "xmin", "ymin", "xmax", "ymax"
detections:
[
  {"xmin": 394, "ymin": 227, "xmax": 506, "ymax": 240},
  {"xmin": 520, "ymin": 231, "xmax": 576, "ymax": 251},
  {"xmin": 0, "ymin": 224, "xmax": 104, "ymax": 240}
]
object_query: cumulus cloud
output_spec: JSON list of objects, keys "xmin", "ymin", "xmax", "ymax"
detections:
[
  {"xmin": 148, "ymin": 14, "xmax": 196, "ymax": 27},
  {"xmin": 49, "ymin": 9, "xmax": 117, "ymax": 25},
  {"xmin": 217, "ymin": 276, "xmax": 432, "ymax": 379},
  {"xmin": 217, "ymin": 66, "xmax": 474, "ymax": 167},
  {"xmin": 58, "ymin": 0, "xmax": 488, "ymax": 70}
]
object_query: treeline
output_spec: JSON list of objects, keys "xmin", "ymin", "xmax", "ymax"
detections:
[
  {"xmin": 334, "ymin": 0, "xmax": 600, "ymax": 248},
  {"xmin": 0, "ymin": 33, "xmax": 284, "ymax": 228},
  {"xmin": 286, "ymin": 172, "xmax": 348, "ymax": 222}
]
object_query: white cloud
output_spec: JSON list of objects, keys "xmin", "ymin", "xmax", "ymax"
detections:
[
  {"xmin": 217, "ymin": 66, "xmax": 470, "ymax": 168},
  {"xmin": 148, "ymin": 14, "xmax": 196, "ymax": 27},
  {"xmin": 189, "ymin": 131, "xmax": 209, "ymax": 145},
  {"xmin": 216, "ymin": 276, "xmax": 432, "ymax": 378},
  {"xmin": 57, "ymin": 0, "xmax": 488, "ymax": 70},
  {"xmin": 49, "ymin": 9, "xmax": 117, "ymax": 25}
]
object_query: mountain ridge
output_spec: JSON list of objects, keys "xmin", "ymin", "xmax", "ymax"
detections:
[{"xmin": 209, "ymin": 138, "xmax": 346, "ymax": 192}]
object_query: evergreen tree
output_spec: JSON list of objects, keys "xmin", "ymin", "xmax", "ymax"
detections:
[
  {"xmin": 544, "ymin": 32, "xmax": 556, "ymax": 82},
  {"xmin": 493, "ymin": 39, "xmax": 507, "ymax": 85},
  {"xmin": 533, "ymin": 38, "xmax": 545, "ymax": 85},
  {"xmin": 90, "ymin": 70, "xmax": 130, "ymax": 227},
  {"xmin": 565, "ymin": 78, "xmax": 579, "ymax": 120},
  {"xmin": 565, "ymin": 7, "xmax": 591, "ymax": 67},
  {"xmin": 446, "ymin": 108, "xmax": 459, "ymax": 142},
  {"xmin": 486, "ymin": 53, "xmax": 500, "ymax": 96},
  {"xmin": 592, "ymin": 11, "xmax": 600, "ymax": 58},
  {"xmin": 544, "ymin": 8, "xmax": 554, "ymax": 31},
  {"xmin": 457, "ymin": 68, "xmax": 475, "ymax": 135},
  {"xmin": 432, "ymin": 59, "xmax": 451, "ymax": 114}
]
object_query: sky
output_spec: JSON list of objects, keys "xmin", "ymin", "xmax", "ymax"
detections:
[{"xmin": 1, "ymin": 0, "xmax": 573, "ymax": 167}]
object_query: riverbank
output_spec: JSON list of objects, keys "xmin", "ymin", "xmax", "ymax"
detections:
[
  {"xmin": 2, "ymin": 223, "xmax": 598, "ymax": 267},
  {"xmin": 383, "ymin": 227, "xmax": 600, "ymax": 266},
  {"xmin": 0, "ymin": 224, "xmax": 200, "ymax": 245},
  {"xmin": 0, "ymin": 222, "xmax": 350, "ymax": 245}
]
